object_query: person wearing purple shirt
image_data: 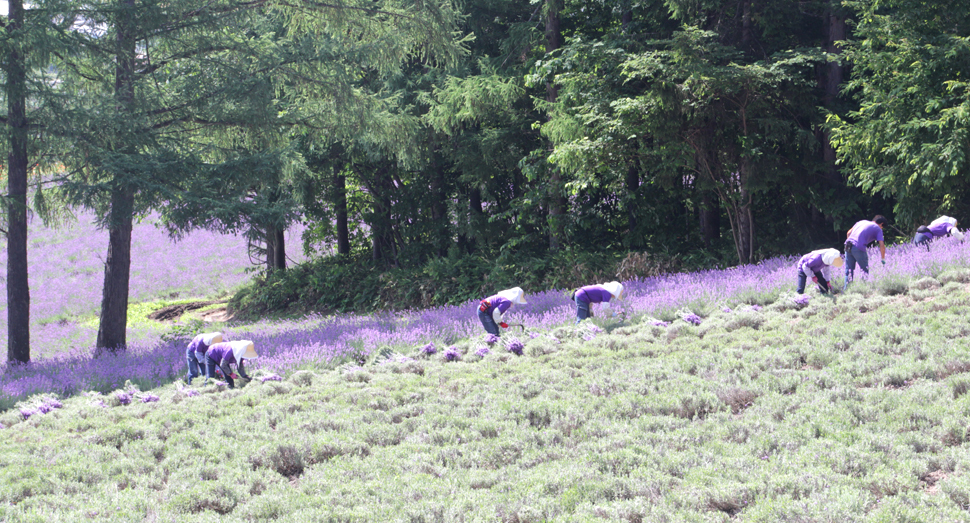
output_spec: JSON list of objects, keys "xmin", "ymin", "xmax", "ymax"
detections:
[
  {"xmin": 571, "ymin": 281, "xmax": 624, "ymax": 323},
  {"xmin": 185, "ymin": 332, "xmax": 223, "ymax": 385},
  {"xmin": 478, "ymin": 287, "xmax": 526, "ymax": 336},
  {"xmin": 913, "ymin": 216, "xmax": 964, "ymax": 249},
  {"xmin": 843, "ymin": 215, "xmax": 887, "ymax": 290},
  {"xmin": 796, "ymin": 248, "xmax": 843, "ymax": 294},
  {"xmin": 204, "ymin": 340, "xmax": 258, "ymax": 388}
]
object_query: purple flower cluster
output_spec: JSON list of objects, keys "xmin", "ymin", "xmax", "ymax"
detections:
[
  {"xmin": 140, "ymin": 393, "xmax": 160, "ymax": 403},
  {"xmin": 421, "ymin": 343, "xmax": 437, "ymax": 355},
  {"xmin": 484, "ymin": 334, "xmax": 501, "ymax": 345},
  {"xmin": 257, "ymin": 374, "xmax": 283, "ymax": 383},
  {"xmin": 650, "ymin": 319, "xmax": 670, "ymax": 327},
  {"xmin": 793, "ymin": 294, "xmax": 810, "ymax": 306},
  {"xmin": 682, "ymin": 313, "xmax": 702, "ymax": 325},
  {"xmin": 506, "ymin": 340, "xmax": 524, "ymax": 356},
  {"xmin": 474, "ymin": 346, "xmax": 490, "ymax": 357},
  {"xmin": 115, "ymin": 391, "xmax": 132, "ymax": 405},
  {"xmin": 20, "ymin": 407, "xmax": 38, "ymax": 420},
  {"xmin": 183, "ymin": 388, "xmax": 200, "ymax": 397},
  {"xmin": 37, "ymin": 398, "xmax": 62, "ymax": 413},
  {"xmin": 444, "ymin": 347, "xmax": 461, "ymax": 362},
  {"xmin": 750, "ymin": 305, "xmax": 763, "ymax": 312}
]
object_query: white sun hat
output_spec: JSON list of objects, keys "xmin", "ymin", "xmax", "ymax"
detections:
[
  {"xmin": 930, "ymin": 216, "xmax": 958, "ymax": 227},
  {"xmin": 821, "ymin": 248, "xmax": 844, "ymax": 267},
  {"xmin": 497, "ymin": 287, "xmax": 527, "ymax": 305},
  {"xmin": 230, "ymin": 340, "xmax": 258, "ymax": 362},
  {"xmin": 201, "ymin": 332, "xmax": 223, "ymax": 345},
  {"xmin": 953, "ymin": 229, "xmax": 965, "ymax": 242},
  {"xmin": 602, "ymin": 281, "xmax": 624, "ymax": 299}
]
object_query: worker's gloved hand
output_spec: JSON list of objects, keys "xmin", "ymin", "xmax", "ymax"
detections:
[
  {"xmin": 500, "ymin": 322, "xmax": 508, "ymax": 329},
  {"xmin": 230, "ymin": 373, "xmax": 239, "ymax": 380},
  {"xmin": 881, "ymin": 259, "xmax": 886, "ymax": 265},
  {"xmin": 811, "ymin": 277, "xmax": 818, "ymax": 284}
]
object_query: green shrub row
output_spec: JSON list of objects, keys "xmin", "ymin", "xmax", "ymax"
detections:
[{"xmin": 230, "ymin": 249, "xmax": 679, "ymax": 316}]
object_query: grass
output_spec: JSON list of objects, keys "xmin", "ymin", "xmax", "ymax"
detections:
[{"xmin": 3, "ymin": 275, "xmax": 970, "ymax": 521}]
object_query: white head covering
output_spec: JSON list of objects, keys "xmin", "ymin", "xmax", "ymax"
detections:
[
  {"xmin": 953, "ymin": 229, "xmax": 965, "ymax": 242},
  {"xmin": 496, "ymin": 287, "xmax": 527, "ymax": 305},
  {"xmin": 201, "ymin": 332, "xmax": 223, "ymax": 345},
  {"xmin": 601, "ymin": 281, "xmax": 624, "ymax": 299},
  {"xmin": 821, "ymin": 248, "xmax": 844, "ymax": 267},
  {"xmin": 930, "ymin": 216, "xmax": 958, "ymax": 227},
  {"xmin": 230, "ymin": 340, "xmax": 258, "ymax": 362}
]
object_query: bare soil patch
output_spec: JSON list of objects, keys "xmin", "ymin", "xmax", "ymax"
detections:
[{"xmin": 148, "ymin": 301, "xmax": 225, "ymax": 322}]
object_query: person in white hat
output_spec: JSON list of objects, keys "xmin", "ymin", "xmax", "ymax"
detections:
[
  {"xmin": 570, "ymin": 282, "xmax": 624, "ymax": 323},
  {"xmin": 204, "ymin": 340, "xmax": 258, "ymax": 388},
  {"xmin": 796, "ymin": 248, "xmax": 843, "ymax": 294},
  {"xmin": 185, "ymin": 332, "xmax": 224, "ymax": 385},
  {"xmin": 914, "ymin": 216, "xmax": 964, "ymax": 250},
  {"xmin": 478, "ymin": 287, "xmax": 527, "ymax": 336}
]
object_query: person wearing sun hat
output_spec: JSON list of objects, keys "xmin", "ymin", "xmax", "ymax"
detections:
[
  {"xmin": 478, "ymin": 287, "xmax": 527, "ymax": 336},
  {"xmin": 914, "ymin": 216, "xmax": 964, "ymax": 249},
  {"xmin": 204, "ymin": 340, "xmax": 258, "ymax": 388},
  {"xmin": 571, "ymin": 281, "xmax": 624, "ymax": 323},
  {"xmin": 796, "ymin": 248, "xmax": 843, "ymax": 294},
  {"xmin": 185, "ymin": 332, "xmax": 223, "ymax": 385}
]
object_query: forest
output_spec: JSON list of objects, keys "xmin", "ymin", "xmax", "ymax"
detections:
[{"xmin": 3, "ymin": 0, "xmax": 970, "ymax": 363}]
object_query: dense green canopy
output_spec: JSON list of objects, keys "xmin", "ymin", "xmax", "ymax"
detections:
[{"xmin": 5, "ymin": 0, "xmax": 970, "ymax": 357}]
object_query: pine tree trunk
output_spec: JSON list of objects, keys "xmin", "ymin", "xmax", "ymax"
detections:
[
  {"xmin": 822, "ymin": 4, "xmax": 846, "ymax": 185},
  {"xmin": 96, "ymin": 187, "xmax": 134, "ymax": 352},
  {"xmin": 699, "ymin": 192, "xmax": 721, "ymax": 247},
  {"xmin": 5, "ymin": 0, "xmax": 30, "ymax": 363},
  {"xmin": 430, "ymin": 148, "xmax": 449, "ymax": 257},
  {"xmin": 625, "ymin": 162, "xmax": 640, "ymax": 243},
  {"xmin": 335, "ymin": 172, "xmax": 350, "ymax": 255},
  {"xmin": 545, "ymin": 0, "xmax": 566, "ymax": 250},
  {"xmin": 265, "ymin": 226, "xmax": 286, "ymax": 271},
  {"xmin": 97, "ymin": 0, "xmax": 136, "ymax": 353}
]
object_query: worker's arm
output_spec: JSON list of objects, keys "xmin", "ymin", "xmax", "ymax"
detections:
[{"xmin": 879, "ymin": 241, "xmax": 886, "ymax": 260}]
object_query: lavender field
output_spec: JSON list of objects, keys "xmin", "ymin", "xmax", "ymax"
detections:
[
  {"xmin": 3, "ymin": 218, "xmax": 970, "ymax": 409},
  {"xmin": 4, "ymin": 231, "xmax": 970, "ymax": 520}
]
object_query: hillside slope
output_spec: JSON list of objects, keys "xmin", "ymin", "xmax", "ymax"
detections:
[{"xmin": 4, "ymin": 274, "xmax": 970, "ymax": 522}]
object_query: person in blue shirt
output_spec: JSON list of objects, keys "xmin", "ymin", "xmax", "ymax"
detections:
[
  {"xmin": 913, "ymin": 216, "xmax": 964, "ymax": 250},
  {"xmin": 844, "ymin": 215, "xmax": 887, "ymax": 290},
  {"xmin": 204, "ymin": 340, "xmax": 258, "ymax": 389},
  {"xmin": 796, "ymin": 248, "xmax": 843, "ymax": 294},
  {"xmin": 571, "ymin": 281, "xmax": 624, "ymax": 323},
  {"xmin": 478, "ymin": 287, "xmax": 527, "ymax": 336},
  {"xmin": 185, "ymin": 332, "xmax": 223, "ymax": 385}
]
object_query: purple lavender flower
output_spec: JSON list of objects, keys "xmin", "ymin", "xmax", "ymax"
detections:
[
  {"xmin": 444, "ymin": 347, "xmax": 461, "ymax": 362},
  {"xmin": 115, "ymin": 391, "xmax": 132, "ymax": 406},
  {"xmin": 20, "ymin": 408, "xmax": 37, "ymax": 420},
  {"xmin": 682, "ymin": 313, "xmax": 702, "ymax": 325},
  {"xmin": 651, "ymin": 319, "xmax": 670, "ymax": 327},
  {"xmin": 506, "ymin": 340, "xmax": 524, "ymax": 356},
  {"xmin": 421, "ymin": 342, "xmax": 437, "ymax": 355},
  {"xmin": 93, "ymin": 399, "xmax": 108, "ymax": 409},
  {"xmin": 793, "ymin": 294, "xmax": 810, "ymax": 306},
  {"xmin": 751, "ymin": 304, "xmax": 763, "ymax": 312},
  {"xmin": 183, "ymin": 389, "xmax": 200, "ymax": 397},
  {"xmin": 257, "ymin": 373, "xmax": 283, "ymax": 382},
  {"xmin": 722, "ymin": 307, "xmax": 732, "ymax": 313},
  {"xmin": 140, "ymin": 393, "xmax": 160, "ymax": 403},
  {"xmin": 475, "ymin": 346, "xmax": 490, "ymax": 357},
  {"xmin": 484, "ymin": 334, "xmax": 501, "ymax": 345}
]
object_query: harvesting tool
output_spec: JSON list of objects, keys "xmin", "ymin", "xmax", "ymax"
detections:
[{"xmin": 506, "ymin": 323, "xmax": 527, "ymax": 332}]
